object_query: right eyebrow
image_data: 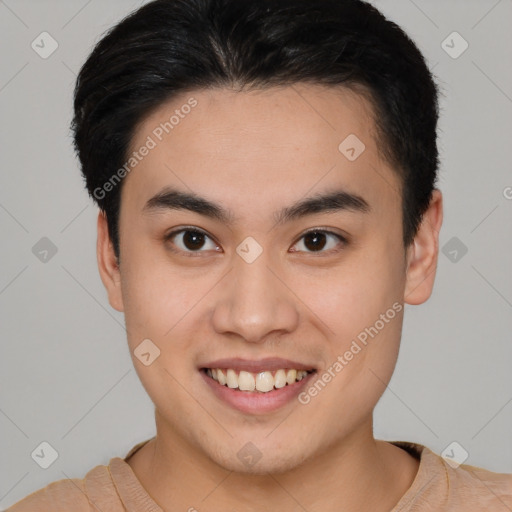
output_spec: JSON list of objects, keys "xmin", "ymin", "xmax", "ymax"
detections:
[{"xmin": 142, "ymin": 187, "xmax": 235, "ymax": 224}]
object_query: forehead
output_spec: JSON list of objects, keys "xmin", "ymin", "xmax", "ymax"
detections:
[{"xmin": 124, "ymin": 84, "xmax": 401, "ymax": 221}]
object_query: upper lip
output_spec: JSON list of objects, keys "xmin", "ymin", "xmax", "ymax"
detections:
[{"xmin": 200, "ymin": 357, "xmax": 316, "ymax": 373}]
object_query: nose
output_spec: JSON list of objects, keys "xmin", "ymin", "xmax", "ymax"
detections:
[{"xmin": 211, "ymin": 249, "xmax": 300, "ymax": 343}]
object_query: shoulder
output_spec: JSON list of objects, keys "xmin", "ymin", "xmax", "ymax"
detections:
[
  {"xmin": 391, "ymin": 441, "xmax": 512, "ymax": 511},
  {"xmin": 5, "ymin": 464, "xmax": 115, "ymax": 512},
  {"xmin": 5, "ymin": 438, "xmax": 156, "ymax": 512},
  {"xmin": 445, "ymin": 457, "xmax": 512, "ymax": 506}
]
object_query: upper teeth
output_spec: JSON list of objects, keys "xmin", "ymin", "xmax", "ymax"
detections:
[{"xmin": 206, "ymin": 368, "xmax": 310, "ymax": 393}]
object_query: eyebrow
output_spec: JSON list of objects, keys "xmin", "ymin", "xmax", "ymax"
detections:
[{"xmin": 142, "ymin": 186, "xmax": 371, "ymax": 225}]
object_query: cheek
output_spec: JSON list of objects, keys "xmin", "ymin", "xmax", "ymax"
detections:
[
  {"xmin": 118, "ymin": 243, "xmax": 192, "ymax": 347},
  {"xmin": 118, "ymin": 254, "xmax": 204, "ymax": 408},
  {"xmin": 300, "ymin": 303, "xmax": 404, "ymax": 427},
  {"xmin": 291, "ymin": 240, "xmax": 405, "ymax": 387},
  {"xmin": 291, "ymin": 252, "xmax": 401, "ymax": 340}
]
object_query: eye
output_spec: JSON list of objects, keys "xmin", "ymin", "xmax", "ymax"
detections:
[
  {"xmin": 290, "ymin": 229, "xmax": 347, "ymax": 254},
  {"xmin": 165, "ymin": 228, "xmax": 221, "ymax": 255}
]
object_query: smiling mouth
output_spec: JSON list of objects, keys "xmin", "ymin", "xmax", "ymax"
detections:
[{"xmin": 201, "ymin": 367, "xmax": 317, "ymax": 393}]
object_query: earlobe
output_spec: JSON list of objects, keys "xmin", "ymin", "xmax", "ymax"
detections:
[
  {"xmin": 404, "ymin": 189, "xmax": 443, "ymax": 305},
  {"xmin": 96, "ymin": 211, "xmax": 124, "ymax": 312}
]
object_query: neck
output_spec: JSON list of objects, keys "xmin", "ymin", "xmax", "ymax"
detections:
[{"xmin": 128, "ymin": 413, "xmax": 419, "ymax": 512}]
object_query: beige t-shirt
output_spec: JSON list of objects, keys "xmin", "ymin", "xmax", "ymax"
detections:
[{"xmin": 6, "ymin": 439, "xmax": 512, "ymax": 511}]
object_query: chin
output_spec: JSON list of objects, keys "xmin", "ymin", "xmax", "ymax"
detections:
[{"xmin": 205, "ymin": 437, "xmax": 314, "ymax": 476}]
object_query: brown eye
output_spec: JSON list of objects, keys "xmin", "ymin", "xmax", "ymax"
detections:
[
  {"xmin": 291, "ymin": 230, "xmax": 347, "ymax": 253},
  {"xmin": 166, "ymin": 228, "xmax": 220, "ymax": 254},
  {"xmin": 182, "ymin": 230, "xmax": 206, "ymax": 250},
  {"xmin": 303, "ymin": 232, "xmax": 327, "ymax": 251}
]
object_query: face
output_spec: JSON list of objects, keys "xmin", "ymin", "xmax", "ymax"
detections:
[{"xmin": 98, "ymin": 84, "xmax": 442, "ymax": 474}]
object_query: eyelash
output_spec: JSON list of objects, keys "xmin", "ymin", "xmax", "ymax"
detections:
[{"xmin": 163, "ymin": 226, "xmax": 348, "ymax": 257}]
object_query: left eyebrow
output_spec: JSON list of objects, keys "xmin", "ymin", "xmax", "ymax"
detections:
[
  {"xmin": 272, "ymin": 189, "xmax": 371, "ymax": 227},
  {"xmin": 142, "ymin": 186, "xmax": 371, "ymax": 225}
]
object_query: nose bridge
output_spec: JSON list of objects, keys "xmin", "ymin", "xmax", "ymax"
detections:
[{"xmin": 211, "ymin": 246, "xmax": 299, "ymax": 342}]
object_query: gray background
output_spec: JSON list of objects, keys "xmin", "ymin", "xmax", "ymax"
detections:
[{"xmin": 1, "ymin": 0, "xmax": 511, "ymax": 508}]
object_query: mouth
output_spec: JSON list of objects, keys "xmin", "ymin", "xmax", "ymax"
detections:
[
  {"xmin": 201, "ymin": 367, "xmax": 316, "ymax": 393},
  {"xmin": 199, "ymin": 358, "xmax": 318, "ymax": 414}
]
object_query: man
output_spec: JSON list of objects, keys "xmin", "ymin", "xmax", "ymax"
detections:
[{"xmin": 8, "ymin": 0, "xmax": 511, "ymax": 510}]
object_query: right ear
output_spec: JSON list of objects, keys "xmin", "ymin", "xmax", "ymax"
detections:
[{"xmin": 97, "ymin": 211, "xmax": 124, "ymax": 312}]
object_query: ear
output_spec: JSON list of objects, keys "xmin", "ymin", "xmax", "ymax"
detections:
[
  {"xmin": 404, "ymin": 188, "xmax": 443, "ymax": 305},
  {"xmin": 97, "ymin": 211, "xmax": 124, "ymax": 312}
]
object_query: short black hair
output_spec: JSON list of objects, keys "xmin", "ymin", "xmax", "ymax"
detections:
[{"xmin": 71, "ymin": 0, "xmax": 440, "ymax": 259}]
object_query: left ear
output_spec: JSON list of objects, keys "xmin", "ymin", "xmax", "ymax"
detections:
[{"xmin": 404, "ymin": 188, "xmax": 443, "ymax": 305}]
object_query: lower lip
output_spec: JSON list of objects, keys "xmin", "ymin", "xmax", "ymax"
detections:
[{"xmin": 200, "ymin": 369, "xmax": 316, "ymax": 414}]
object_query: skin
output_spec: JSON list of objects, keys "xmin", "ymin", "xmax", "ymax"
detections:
[{"xmin": 97, "ymin": 84, "xmax": 443, "ymax": 511}]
